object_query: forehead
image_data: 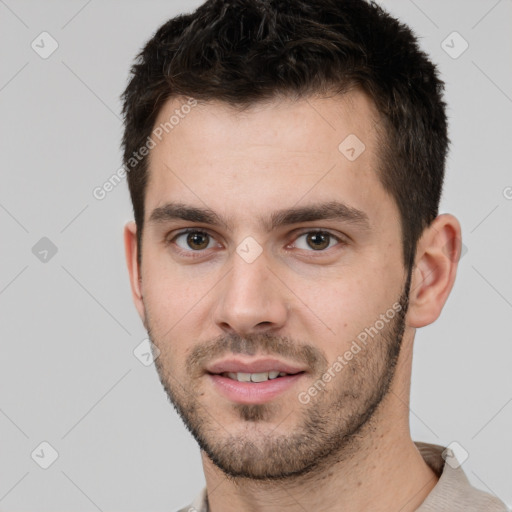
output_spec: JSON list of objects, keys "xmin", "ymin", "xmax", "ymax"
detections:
[
  {"xmin": 151, "ymin": 90, "xmax": 380, "ymax": 160},
  {"xmin": 144, "ymin": 90, "xmax": 395, "ymax": 229}
]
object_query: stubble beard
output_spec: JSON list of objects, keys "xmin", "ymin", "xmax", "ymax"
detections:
[{"xmin": 148, "ymin": 272, "xmax": 411, "ymax": 482}]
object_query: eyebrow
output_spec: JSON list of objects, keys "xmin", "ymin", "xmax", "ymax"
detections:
[{"xmin": 148, "ymin": 200, "xmax": 370, "ymax": 232}]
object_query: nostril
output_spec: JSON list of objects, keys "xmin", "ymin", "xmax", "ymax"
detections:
[{"xmin": 256, "ymin": 321, "xmax": 272, "ymax": 327}]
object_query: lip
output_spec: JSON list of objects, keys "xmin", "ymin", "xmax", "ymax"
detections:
[
  {"xmin": 206, "ymin": 357, "xmax": 307, "ymax": 375},
  {"xmin": 208, "ymin": 372, "xmax": 306, "ymax": 404}
]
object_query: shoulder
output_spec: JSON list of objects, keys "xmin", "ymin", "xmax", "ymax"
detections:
[
  {"xmin": 415, "ymin": 442, "xmax": 509, "ymax": 512},
  {"xmin": 174, "ymin": 486, "xmax": 208, "ymax": 512}
]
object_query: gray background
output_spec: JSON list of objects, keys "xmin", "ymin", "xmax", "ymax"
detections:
[{"xmin": 1, "ymin": 0, "xmax": 511, "ymax": 510}]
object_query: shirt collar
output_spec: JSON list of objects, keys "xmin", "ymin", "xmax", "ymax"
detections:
[{"xmin": 186, "ymin": 442, "xmax": 507, "ymax": 512}]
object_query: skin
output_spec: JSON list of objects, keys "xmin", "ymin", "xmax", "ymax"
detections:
[{"xmin": 124, "ymin": 90, "xmax": 462, "ymax": 512}]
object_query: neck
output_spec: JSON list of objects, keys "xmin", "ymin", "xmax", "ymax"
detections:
[{"xmin": 201, "ymin": 398, "xmax": 438, "ymax": 512}]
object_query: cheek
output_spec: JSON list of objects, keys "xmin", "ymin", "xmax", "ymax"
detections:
[
  {"xmin": 142, "ymin": 250, "xmax": 208, "ymax": 317},
  {"xmin": 293, "ymin": 265, "xmax": 401, "ymax": 355},
  {"xmin": 141, "ymin": 255, "xmax": 220, "ymax": 358}
]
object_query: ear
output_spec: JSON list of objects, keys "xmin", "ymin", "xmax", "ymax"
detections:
[
  {"xmin": 124, "ymin": 221, "xmax": 147, "ymax": 328},
  {"xmin": 407, "ymin": 214, "xmax": 462, "ymax": 328}
]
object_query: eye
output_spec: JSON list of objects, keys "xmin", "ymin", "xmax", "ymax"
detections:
[
  {"xmin": 173, "ymin": 229, "xmax": 218, "ymax": 251},
  {"xmin": 293, "ymin": 231, "xmax": 342, "ymax": 251}
]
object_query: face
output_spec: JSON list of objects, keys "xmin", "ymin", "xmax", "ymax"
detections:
[{"xmin": 130, "ymin": 91, "xmax": 412, "ymax": 480}]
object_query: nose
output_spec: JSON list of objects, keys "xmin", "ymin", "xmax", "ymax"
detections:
[{"xmin": 212, "ymin": 249, "xmax": 289, "ymax": 335}]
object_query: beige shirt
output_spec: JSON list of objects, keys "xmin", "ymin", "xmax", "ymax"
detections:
[{"xmin": 177, "ymin": 442, "xmax": 509, "ymax": 512}]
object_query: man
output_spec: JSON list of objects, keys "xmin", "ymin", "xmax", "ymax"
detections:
[{"xmin": 120, "ymin": 1, "xmax": 508, "ymax": 510}]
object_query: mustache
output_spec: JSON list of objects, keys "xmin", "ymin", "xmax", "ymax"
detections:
[{"xmin": 186, "ymin": 332, "xmax": 327, "ymax": 377}]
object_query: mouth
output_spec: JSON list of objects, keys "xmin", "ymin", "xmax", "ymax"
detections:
[
  {"xmin": 215, "ymin": 370, "xmax": 304, "ymax": 382},
  {"xmin": 206, "ymin": 356, "xmax": 307, "ymax": 376},
  {"xmin": 205, "ymin": 357, "xmax": 307, "ymax": 404}
]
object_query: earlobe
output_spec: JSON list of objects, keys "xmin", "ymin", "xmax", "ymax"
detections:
[
  {"xmin": 123, "ymin": 221, "xmax": 147, "ymax": 327},
  {"xmin": 407, "ymin": 214, "xmax": 462, "ymax": 328}
]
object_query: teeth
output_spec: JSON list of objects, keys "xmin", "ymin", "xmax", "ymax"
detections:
[
  {"xmin": 250, "ymin": 372, "xmax": 268, "ymax": 382},
  {"xmin": 223, "ymin": 371, "xmax": 290, "ymax": 382}
]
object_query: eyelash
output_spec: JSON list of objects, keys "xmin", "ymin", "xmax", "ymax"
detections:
[{"xmin": 166, "ymin": 228, "xmax": 346, "ymax": 259}]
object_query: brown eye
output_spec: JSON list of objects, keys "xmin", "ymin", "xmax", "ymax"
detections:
[
  {"xmin": 290, "ymin": 230, "xmax": 344, "ymax": 253},
  {"xmin": 172, "ymin": 230, "xmax": 215, "ymax": 252},
  {"xmin": 186, "ymin": 231, "xmax": 210, "ymax": 250},
  {"xmin": 305, "ymin": 232, "xmax": 331, "ymax": 250}
]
